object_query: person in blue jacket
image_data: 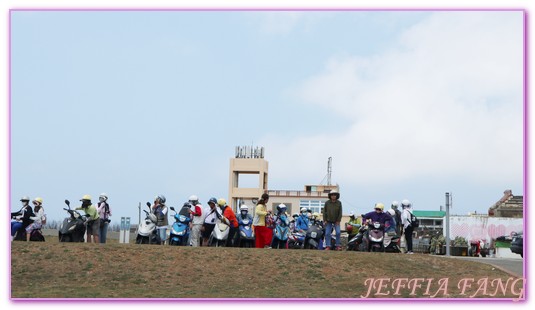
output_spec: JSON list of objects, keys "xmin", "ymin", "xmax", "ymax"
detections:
[{"xmin": 295, "ymin": 207, "xmax": 310, "ymax": 232}]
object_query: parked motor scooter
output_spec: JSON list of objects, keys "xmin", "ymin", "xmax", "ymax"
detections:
[
  {"xmin": 272, "ymin": 214, "xmax": 290, "ymax": 249},
  {"xmin": 168, "ymin": 206, "xmax": 191, "ymax": 246},
  {"xmin": 58, "ymin": 199, "xmax": 87, "ymax": 242},
  {"xmin": 136, "ymin": 202, "xmax": 160, "ymax": 245},
  {"xmin": 11, "ymin": 216, "xmax": 45, "ymax": 242},
  {"xmin": 238, "ymin": 216, "xmax": 255, "ymax": 248},
  {"xmin": 346, "ymin": 224, "xmax": 368, "ymax": 251},
  {"xmin": 367, "ymin": 221, "xmax": 385, "ymax": 252},
  {"xmin": 288, "ymin": 230, "xmax": 306, "ymax": 249},
  {"xmin": 304, "ymin": 219, "xmax": 324, "ymax": 250},
  {"xmin": 383, "ymin": 230, "xmax": 401, "ymax": 253},
  {"xmin": 11, "ymin": 209, "xmax": 45, "ymax": 242},
  {"xmin": 209, "ymin": 218, "xmax": 230, "ymax": 247}
]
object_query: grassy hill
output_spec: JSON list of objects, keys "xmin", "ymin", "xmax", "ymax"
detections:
[{"xmin": 10, "ymin": 241, "xmax": 523, "ymax": 299}]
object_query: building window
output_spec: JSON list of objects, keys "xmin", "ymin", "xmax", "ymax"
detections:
[{"xmin": 300, "ymin": 200, "xmax": 325, "ymax": 214}]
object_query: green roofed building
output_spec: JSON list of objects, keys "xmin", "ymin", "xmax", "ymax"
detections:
[{"xmin": 412, "ymin": 210, "xmax": 446, "ymax": 230}]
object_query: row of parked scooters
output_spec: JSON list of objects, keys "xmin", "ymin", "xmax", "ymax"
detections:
[
  {"xmin": 136, "ymin": 202, "xmax": 402, "ymax": 252},
  {"xmin": 135, "ymin": 202, "xmax": 255, "ymax": 246}
]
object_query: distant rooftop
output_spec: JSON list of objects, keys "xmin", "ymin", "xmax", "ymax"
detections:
[{"xmin": 413, "ymin": 210, "xmax": 446, "ymax": 218}]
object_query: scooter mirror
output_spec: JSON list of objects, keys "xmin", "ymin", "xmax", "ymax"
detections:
[
  {"xmin": 146, "ymin": 202, "xmax": 151, "ymax": 208},
  {"xmin": 65, "ymin": 199, "xmax": 70, "ymax": 206}
]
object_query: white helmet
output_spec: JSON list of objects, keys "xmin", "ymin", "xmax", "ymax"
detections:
[
  {"xmin": 391, "ymin": 201, "xmax": 399, "ymax": 209},
  {"xmin": 240, "ymin": 205, "xmax": 249, "ymax": 211},
  {"xmin": 349, "ymin": 212, "xmax": 355, "ymax": 217},
  {"xmin": 401, "ymin": 199, "xmax": 411, "ymax": 209},
  {"xmin": 300, "ymin": 207, "xmax": 307, "ymax": 213},
  {"xmin": 99, "ymin": 193, "xmax": 108, "ymax": 201},
  {"xmin": 387, "ymin": 209, "xmax": 396, "ymax": 216},
  {"xmin": 189, "ymin": 195, "xmax": 198, "ymax": 202}
]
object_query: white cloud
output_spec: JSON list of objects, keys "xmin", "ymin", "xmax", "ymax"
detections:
[{"xmin": 262, "ymin": 11, "xmax": 523, "ymax": 187}]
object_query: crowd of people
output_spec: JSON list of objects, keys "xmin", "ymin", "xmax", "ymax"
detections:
[
  {"xmin": 11, "ymin": 194, "xmax": 112, "ymax": 243},
  {"xmin": 11, "ymin": 190, "xmax": 418, "ymax": 253}
]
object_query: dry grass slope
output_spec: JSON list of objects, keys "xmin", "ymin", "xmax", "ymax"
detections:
[{"xmin": 10, "ymin": 242, "xmax": 522, "ymax": 299}]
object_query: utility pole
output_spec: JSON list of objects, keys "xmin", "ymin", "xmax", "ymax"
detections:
[
  {"xmin": 138, "ymin": 202, "xmax": 141, "ymax": 225},
  {"xmin": 445, "ymin": 192, "xmax": 451, "ymax": 256}
]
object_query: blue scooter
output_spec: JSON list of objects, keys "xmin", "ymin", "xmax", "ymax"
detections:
[
  {"xmin": 238, "ymin": 215, "xmax": 255, "ymax": 248},
  {"xmin": 168, "ymin": 206, "xmax": 191, "ymax": 246}
]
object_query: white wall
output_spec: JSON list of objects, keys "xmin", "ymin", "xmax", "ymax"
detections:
[{"xmin": 447, "ymin": 216, "xmax": 523, "ymax": 242}]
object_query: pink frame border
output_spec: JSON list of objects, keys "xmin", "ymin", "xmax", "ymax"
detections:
[{"xmin": 6, "ymin": 8, "xmax": 528, "ymax": 303}]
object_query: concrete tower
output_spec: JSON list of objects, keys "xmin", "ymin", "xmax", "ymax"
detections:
[{"xmin": 228, "ymin": 146, "xmax": 268, "ymax": 212}]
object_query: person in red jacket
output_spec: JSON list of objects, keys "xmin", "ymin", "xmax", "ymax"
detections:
[{"xmin": 218, "ymin": 198, "xmax": 238, "ymax": 247}]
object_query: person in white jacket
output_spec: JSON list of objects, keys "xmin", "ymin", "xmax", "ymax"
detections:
[
  {"xmin": 26, "ymin": 197, "xmax": 45, "ymax": 241},
  {"xmin": 401, "ymin": 199, "xmax": 414, "ymax": 254},
  {"xmin": 188, "ymin": 195, "xmax": 203, "ymax": 247}
]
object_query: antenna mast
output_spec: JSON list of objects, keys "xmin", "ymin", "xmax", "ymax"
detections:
[{"xmin": 327, "ymin": 157, "xmax": 332, "ymax": 186}]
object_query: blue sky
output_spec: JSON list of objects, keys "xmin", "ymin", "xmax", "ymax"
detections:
[{"xmin": 10, "ymin": 10, "xmax": 524, "ymax": 223}]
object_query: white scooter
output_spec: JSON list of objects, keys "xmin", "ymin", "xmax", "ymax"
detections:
[
  {"xmin": 208, "ymin": 218, "xmax": 230, "ymax": 247},
  {"xmin": 136, "ymin": 202, "xmax": 160, "ymax": 245}
]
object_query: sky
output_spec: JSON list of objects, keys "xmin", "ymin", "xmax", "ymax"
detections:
[
  {"xmin": 8, "ymin": 9, "xmax": 524, "ymax": 224},
  {"xmin": 1, "ymin": 1, "xmax": 532, "ymax": 309}
]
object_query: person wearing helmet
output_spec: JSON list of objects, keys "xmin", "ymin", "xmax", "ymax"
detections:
[
  {"xmin": 346, "ymin": 212, "xmax": 361, "ymax": 240},
  {"xmin": 75, "ymin": 194, "xmax": 100, "ymax": 243},
  {"xmin": 219, "ymin": 198, "xmax": 238, "ymax": 247},
  {"xmin": 270, "ymin": 203, "xmax": 290, "ymax": 249},
  {"xmin": 323, "ymin": 191, "xmax": 343, "ymax": 251},
  {"xmin": 188, "ymin": 195, "xmax": 203, "ymax": 247},
  {"xmin": 391, "ymin": 201, "xmax": 402, "ymax": 236},
  {"xmin": 237, "ymin": 204, "xmax": 253, "ymax": 246},
  {"xmin": 386, "ymin": 209, "xmax": 397, "ymax": 234},
  {"xmin": 289, "ymin": 213, "xmax": 299, "ymax": 232},
  {"xmin": 150, "ymin": 195, "xmax": 168, "ymax": 245},
  {"xmin": 362, "ymin": 203, "xmax": 395, "ymax": 224},
  {"xmin": 238, "ymin": 205, "xmax": 252, "ymax": 220},
  {"xmin": 362, "ymin": 203, "xmax": 395, "ymax": 237},
  {"xmin": 11, "ymin": 196, "xmax": 35, "ymax": 241},
  {"xmin": 96, "ymin": 193, "xmax": 112, "ymax": 244},
  {"xmin": 253, "ymin": 194, "xmax": 272, "ymax": 248},
  {"xmin": 202, "ymin": 197, "xmax": 223, "ymax": 246},
  {"xmin": 25, "ymin": 197, "xmax": 46, "ymax": 242},
  {"xmin": 400, "ymin": 199, "xmax": 415, "ymax": 254},
  {"xmin": 273, "ymin": 203, "xmax": 288, "ymax": 225},
  {"xmin": 295, "ymin": 207, "xmax": 310, "ymax": 232}
]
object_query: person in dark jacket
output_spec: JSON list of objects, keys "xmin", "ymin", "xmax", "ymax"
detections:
[
  {"xmin": 323, "ymin": 191, "xmax": 343, "ymax": 251},
  {"xmin": 11, "ymin": 196, "xmax": 34, "ymax": 241}
]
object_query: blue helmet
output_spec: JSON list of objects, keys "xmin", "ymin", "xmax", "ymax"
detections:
[{"xmin": 208, "ymin": 197, "xmax": 218, "ymax": 205}]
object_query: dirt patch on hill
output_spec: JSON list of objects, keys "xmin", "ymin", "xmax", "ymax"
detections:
[{"xmin": 10, "ymin": 242, "xmax": 524, "ymax": 300}]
